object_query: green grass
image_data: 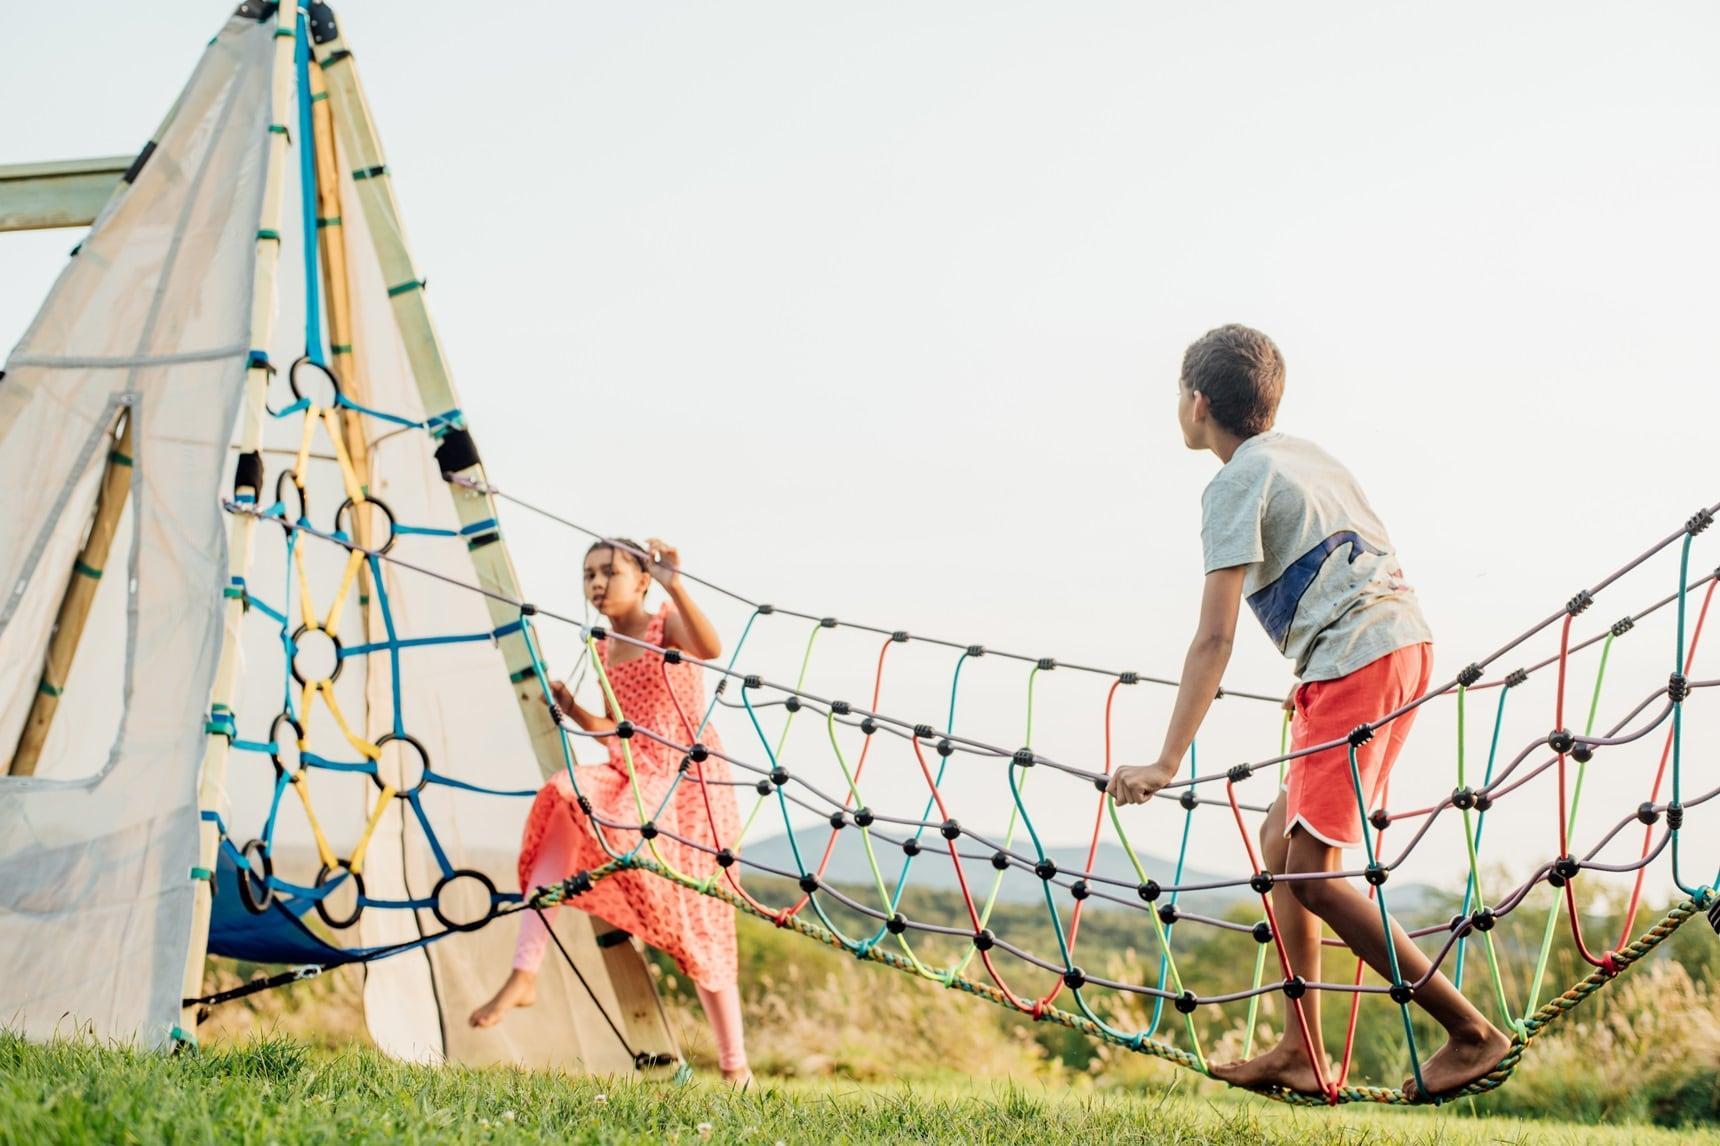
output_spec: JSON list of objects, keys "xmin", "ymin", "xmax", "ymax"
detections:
[{"xmin": 3, "ymin": 1033, "xmax": 1715, "ymax": 1146}]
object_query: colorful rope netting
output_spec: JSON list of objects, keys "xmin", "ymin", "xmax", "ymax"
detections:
[{"xmin": 223, "ymin": 464, "xmax": 1718, "ymax": 1104}]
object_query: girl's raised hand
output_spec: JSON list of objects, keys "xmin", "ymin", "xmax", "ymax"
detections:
[{"xmin": 645, "ymin": 537, "xmax": 682, "ymax": 591}]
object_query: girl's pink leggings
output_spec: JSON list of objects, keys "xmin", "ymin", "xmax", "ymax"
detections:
[{"xmin": 512, "ymin": 810, "xmax": 747, "ymax": 1074}]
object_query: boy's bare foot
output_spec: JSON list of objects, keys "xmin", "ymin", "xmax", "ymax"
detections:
[
  {"xmin": 1209, "ymin": 1040, "xmax": 1326, "ymax": 1094},
  {"xmin": 1402, "ymin": 1022, "xmax": 1512, "ymax": 1100},
  {"xmin": 468, "ymin": 969, "xmax": 538, "ymax": 1028},
  {"xmin": 722, "ymin": 1066, "xmax": 753, "ymax": 1089}
]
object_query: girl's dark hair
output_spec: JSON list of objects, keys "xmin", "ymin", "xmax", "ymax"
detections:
[{"xmin": 585, "ymin": 537, "xmax": 649, "ymax": 572}]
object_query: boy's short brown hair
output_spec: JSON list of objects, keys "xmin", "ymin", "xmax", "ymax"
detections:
[{"xmin": 1181, "ymin": 324, "xmax": 1284, "ymax": 438}]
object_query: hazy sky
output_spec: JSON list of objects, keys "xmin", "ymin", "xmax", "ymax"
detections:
[{"xmin": 5, "ymin": 2, "xmax": 1718, "ymax": 900}]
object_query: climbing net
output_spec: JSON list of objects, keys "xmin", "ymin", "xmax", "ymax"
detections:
[{"xmin": 215, "ymin": 419, "xmax": 1719, "ymax": 1104}]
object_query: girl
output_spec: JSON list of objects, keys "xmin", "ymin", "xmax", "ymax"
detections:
[{"xmin": 469, "ymin": 537, "xmax": 749, "ymax": 1085}]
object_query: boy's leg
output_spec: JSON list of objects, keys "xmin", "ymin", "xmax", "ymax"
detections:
[
  {"xmin": 1283, "ymin": 828, "xmax": 1509, "ymax": 1097},
  {"xmin": 1210, "ymin": 793, "xmax": 1329, "ymax": 1093}
]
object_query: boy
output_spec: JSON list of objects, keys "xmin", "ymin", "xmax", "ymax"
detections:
[{"xmin": 1107, "ymin": 324, "xmax": 1508, "ymax": 1099}]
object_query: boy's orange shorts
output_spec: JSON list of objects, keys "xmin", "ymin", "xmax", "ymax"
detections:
[{"xmin": 1284, "ymin": 643, "xmax": 1433, "ymax": 849}]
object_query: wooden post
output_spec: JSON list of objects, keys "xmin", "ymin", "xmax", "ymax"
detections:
[
  {"xmin": 177, "ymin": 8, "xmax": 298, "ymax": 1040},
  {"xmin": 4, "ymin": 412, "xmax": 133, "ymax": 777}
]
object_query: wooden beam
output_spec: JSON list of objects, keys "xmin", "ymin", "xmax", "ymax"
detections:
[
  {"xmin": 0, "ymin": 156, "xmax": 131, "ymax": 232},
  {"xmin": 4, "ymin": 412, "xmax": 133, "ymax": 778}
]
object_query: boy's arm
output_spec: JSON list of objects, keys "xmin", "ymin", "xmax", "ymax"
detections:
[{"xmin": 1107, "ymin": 566, "xmax": 1246, "ymax": 805}]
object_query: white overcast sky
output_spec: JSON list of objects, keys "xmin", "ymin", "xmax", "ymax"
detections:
[{"xmin": 4, "ymin": 2, "xmax": 1718, "ymax": 899}]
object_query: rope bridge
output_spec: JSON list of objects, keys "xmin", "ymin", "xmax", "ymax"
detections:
[{"xmin": 207, "ymin": 392, "xmax": 1719, "ymax": 1102}]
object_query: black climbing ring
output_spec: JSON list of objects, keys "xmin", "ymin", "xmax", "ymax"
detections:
[
  {"xmin": 288, "ymin": 354, "xmax": 344, "ymax": 404},
  {"xmin": 335, "ymin": 494, "xmax": 397, "ymax": 554},
  {"xmin": 238, "ymin": 838, "xmax": 274, "ymax": 914},
  {"xmin": 275, "ymin": 469, "xmax": 309, "ymax": 524},
  {"xmin": 431, "ymin": 868, "xmax": 499, "ymax": 932},
  {"xmin": 290, "ymin": 623, "xmax": 345, "ymax": 685},
  {"xmin": 269, "ymin": 711, "xmax": 306, "ymax": 777},
  {"xmin": 314, "ymin": 861, "xmax": 365, "ymax": 929},
  {"xmin": 371, "ymin": 731, "xmax": 431, "ymax": 797}
]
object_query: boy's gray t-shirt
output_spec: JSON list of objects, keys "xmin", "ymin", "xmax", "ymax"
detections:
[{"xmin": 1200, "ymin": 432, "xmax": 1432, "ymax": 682}]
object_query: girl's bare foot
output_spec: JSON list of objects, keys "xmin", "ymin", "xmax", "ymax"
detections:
[
  {"xmin": 1402, "ymin": 1022, "xmax": 1512, "ymax": 1100},
  {"xmin": 722, "ymin": 1065, "xmax": 754, "ymax": 1089},
  {"xmin": 469, "ymin": 969, "xmax": 538, "ymax": 1028},
  {"xmin": 1209, "ymin": 1040, "xmax": 1326, "ymax": 1095}
]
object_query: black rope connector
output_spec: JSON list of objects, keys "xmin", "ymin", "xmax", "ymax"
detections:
[
  {"xmin": 1034, "ymin": 859, "xmax": 1057, "ymax": 881},
  {"xmin": 689, "ymin": 743, "xmax": 709, "ymax": 763},
  {"xmin": 854, "ymin": 807, "xmax": 874, "ymax": 827},
  {"xmin": 1157, "ymin": 903, "xmax": 1179, "ymax": 926},
  {"xmin": 1138, "ymin": 879, "xmax": 1161, "ymax": 902},
  {"xmin": 829, "ymin": 810, "xmax": 848, "ymax": 830},
  {"xmin": 937, "ymin": 738, "xmax": 955, "ymax": 758},
  {"xmin": 769, "ymin": 766, "xmax": 789, "ymax": 787},
  {"xmin": 798, "ymin": 874, "xmax": 819, "ymax": 894},
  {"xmin": 754, "ymin": 779, "xmax": 772, "ymax": 795},
  {"xmin": 1389, "ymin": 982, "xmax": 1414, "ymax": 1005},
  {"xmin": 662, "ymin": 648, "xmax": 682, "ymax": 664},
  {"xmin": 1119, "ymin": 671, "xmax": 1139, "ymax": 685},
  {"xmin": 1093, "ymin": 776, "xmax": 1109, "ymax": 793},
  {"xmin": 1707, "ymin": 896, "xmax": 1720, "ymax": 936},
  {"xmin": 1365, "ymin": 863, "xmax": 1388, "ymax": 887},
  {"xmin": 784, "ymin": 696, "xmax": 801, "ymax": 713},
  {"xmin": 1505, "ymin": 668, "xmax": 1529, "ymax": 689},
  {"xmin": 1637, "ymin": 802, "xmax": 1660, "ymax": 825},
  {"xmin": 590, "ymin": 626, "xmax": 608, "ymax": 641},
  {"xmin": 966, "ymin": 644, "xmax": 986, "ymax": 657},
  {"xmin": 547, "ymin": 704, "xmax": 565, "ymax": 724},
  {"xmin": 972, "ymin": 928, "xmax": 995, "ymax": 952},
  {"xmin": 1552, "ymin": 855, "xmax": 1581, "ymax": 885},
  {"xmin": 1252, "ymin": 920, "xmax": 1273, "ymax": 944},
  {"xmin": 1369, "ymin": 808, "xmax": 1391, "ymax": 831},
  {"xmin": 1282, "ymin": 976, "xmax": 1307, "ymax": 1000},
  {"xmin": 892, "ymin": 630, "xmax": 909, "ymax": 643},
  {"xmin": 1472, "ymin": 907, "xmax": 1496, "ymax": 932},
  {"xmin": 902, "ymin": 837, "xmax": 921, "ymax": 856},
  {"xmin": 1036, "ymin": 658, "xmax": 1056, "ymax": 671},
  {"xmin": 860, "ymin": 717, "xmax": 878, "ymax": 736},
  {"xmin": 1227, "ymin": 763, "xmax": 1253, "ymax": 784},
  {"xmin": 831, "ymin": 700, "xmax": 851, "ymax": 715},
  {"xmin": 716, "ymin": 848, "xmax": 735, "ymax": 868},
  {"xmin": 1457, "ymin": 662, "xmax": 1483, "ymax": 688},
  {"xmin": 1070, "ymin": 879, "xmax": 1090, "ymax": 901},
  {"xmin": 1473, "ymin": 791, "xmax": 1493, "ymax": 812},
  {"xmin": 914, "ymin": 723, "xmax": 935, "ymax": 740},
  {"xmin": 1012, "ymin": 747, "xmax": 1035, "ymax": 768},
  {"xmin": 1452, "ymin": 787, "xmax": 1475, "ymax": 810},
  {"xmin": 570, "ymin": 871, "xmax": 594, "ymax": 895},
  {"xmin": 940, "ymin": 819, "xmax": 962, "ymax": 840},
  {"xmin": 1249, "ymin": 871, "xmax": 1274, "ymax": 894},
  {"xmin": 756, "ymin": 603, "xmax": 775, "ymax": 615},
  {"xmin": 1687, "ymin": 507, "xmax": 1715, "ymax": 536},
  {"xmin": 577, "ymin": 795, "xmax": 593, "ymax": 814},
  {"xmin": 819, "ymin": 617, "xmax": 838, "ymax": 629},
  {"xmin": 1063, "ymin": 967, "xmax": 1086, "ymax": 990},
  {"xmin": 1572, "ymin": 743, "xmax": 1594, "ymax": 765},
  {"xmin": 990, "ymin": 851, "xmax": 1010, "ymax": 871},
  {"xmin": 1667, "ymin": 803, "xmax": 1685, "ymax": 830},
  {"xmin": 743, "ymin": 674, "xmax": 762, "ymax": 690},
  {"xmin": 1566, "ymin": 589, "xmax": 1594, "ymax": 616},
  {"xmin": 1668, "ymin": 672, "xmax": 1690, "ymax": 703},
  {"xmin": 1547, "ymin": 728, "xmax": 1575, "ymax": 754},
  {"xmin": 1179, "ymin": 789, "xmax": 1198, "ymax": 811},
  {"xmin": 615, "ymin": 720, "xmax": 634, "ymax": 740},
  {"xmin": 639, "ymin": 821, "xmax": 657, "ymax": 840},
  {"xmin": 886, "ymin": 913, "xmax": 907, "ymax": 935},
  {"xmin": 1174, "ymin": 991, "xmax": 1198, "ymax": 1014},
  {"xmin": 433, "ymin": 426, "xmax": 480, "ymax": 477},
  {"xmin": 1611, "ymin": 616, "xmax": 1636, "ymax": 638},
  {"xmin": 1348, "ymin": 723, "xmax": 1375, "ymax": 748}
]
